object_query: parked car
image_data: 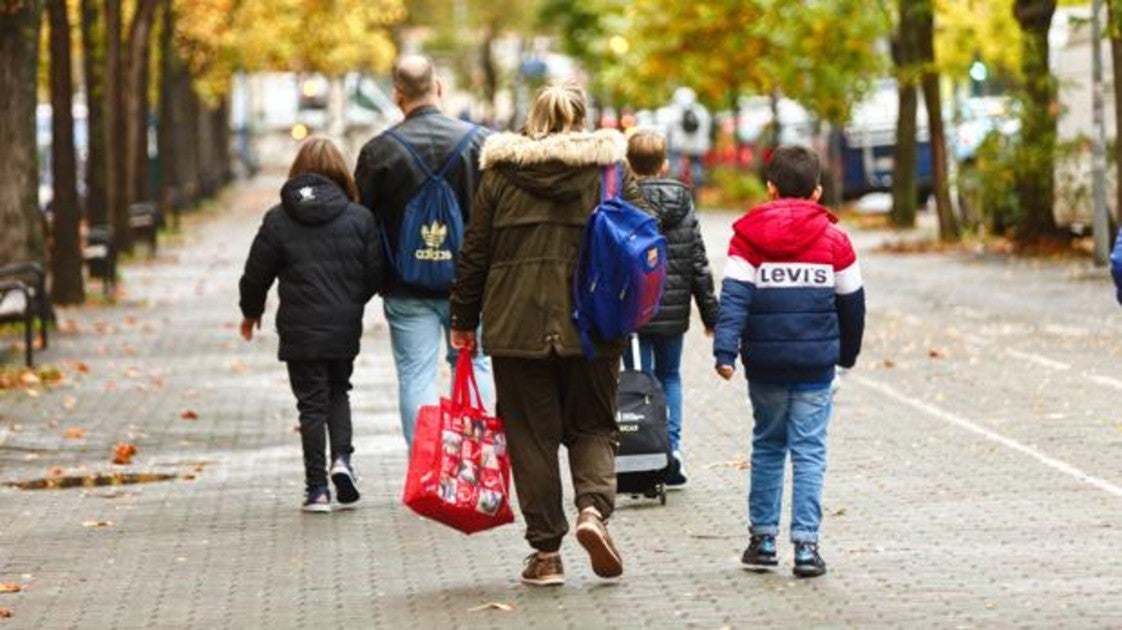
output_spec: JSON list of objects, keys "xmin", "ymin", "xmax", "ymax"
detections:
[{"xmin": 831, "ymin": 79, "xmax": 933, "ymax": 201}]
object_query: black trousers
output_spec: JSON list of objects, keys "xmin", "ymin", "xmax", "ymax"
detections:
[
  {"xmin": 286, "ymin": 359, "xmax": 355, "ymax": 488},
  {"xmin": 492, "ymin": 353, "xmax": 620, "ymax": 553}
]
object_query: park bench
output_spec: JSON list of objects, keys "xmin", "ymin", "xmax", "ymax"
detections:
[
  {"xmin": 84, "ymin": 224, "xmax": 117, "ymax": 295},
  {"xmin": 129, "ymin": 201, "xmax": 162, "ymax": 255},
  {"xmin": 0, "ymin": 262, "xmax": 50, "ymax": 367}
]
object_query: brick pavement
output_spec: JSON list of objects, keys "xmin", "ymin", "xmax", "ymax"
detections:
[{"xmin": 0, "ymin": 177, "xmax": 1120, "ymax": 628}]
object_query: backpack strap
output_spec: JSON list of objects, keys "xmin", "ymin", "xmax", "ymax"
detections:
[
  {"xmin": 600, "ymin": 162, "xmax": 624, "ymax": 201},
  {"xmin": 437, "ymin": 126, "xmax": 481, "ymax": 178},
  {"xmin": 385, "ymin": 129, "xmax": 435, "ymax": 179},
  {"xmin": 385, "ymin": 125, "xmax": 479, "ymax": 181}
]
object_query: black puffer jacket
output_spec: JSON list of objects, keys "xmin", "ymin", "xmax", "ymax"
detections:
[
  {"xmin": 239, "ymin": 174, "xmax": 385, "ymax": 362},
  {"xmin": 353, "ymin": 106, "xmax": 489, "ymax": 299},
  {"xmin": 637, "ymin": 178, "xmax": 719, "ymax": 336}
]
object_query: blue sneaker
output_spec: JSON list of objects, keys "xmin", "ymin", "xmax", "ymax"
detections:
[
  {"xmin": 302, "ymin": 485, "xmax": 331, "ymax": 513},
  {"xmin": 793, "ymin": 541, "xmax": 827, "ymax": 578},
  {"xmin": 741, "ymin": 534, "xmax": 778, "ymax": 569},
  {"xmin": 330, "ymin": 456, "xmax": 360, "ymax": 508}
]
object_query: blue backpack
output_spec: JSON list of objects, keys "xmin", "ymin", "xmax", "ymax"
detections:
[
  {"xmin": 572, "ymin": 163, "xmax": 668, "ymax": 358},
  {"xmin": 385, "ymin": 126, "xmax": 479, "ymax": 291}
]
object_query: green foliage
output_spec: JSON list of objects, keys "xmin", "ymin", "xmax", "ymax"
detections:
[
  {"xmin": 705, "ymin": 166, "xmax": 768, "ymax": 209},
  {"xmin": 540, "ymin": 0, "xmax": 885, "ymax": 124},
  {"xmin": 959, "ymin": 130, "xmax": 1020, "ymax": 234}
]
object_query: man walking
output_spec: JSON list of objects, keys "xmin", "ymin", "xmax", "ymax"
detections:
[{"xmin": 354, "ymin": 55, "xmax": 492, "ymax": 446}]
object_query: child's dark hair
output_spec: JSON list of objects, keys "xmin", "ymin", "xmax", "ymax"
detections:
[
  {"xmin": 627, "ymin": 129, "xmax": 667, "ymax": 177},
  {"xmin": 766, "ymin": 145, "xmax": 821, "ymax": 199}
]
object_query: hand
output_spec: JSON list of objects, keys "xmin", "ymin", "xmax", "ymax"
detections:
[
  {"xmin": 240, "ymin": 318, "xmax": 260, "ymax": 341},
  {"xmin": 716, "ymin": 364, "xmax": 734, "ymax": 380},
  {"xmin": 451, "ymin": 329, "xmax": 476, "ymax": 351}
]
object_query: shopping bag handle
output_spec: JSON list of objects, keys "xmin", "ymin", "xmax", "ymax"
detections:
[{"xmin": 452, "ymin": 346, "xmax": 485, "ymax": 412}]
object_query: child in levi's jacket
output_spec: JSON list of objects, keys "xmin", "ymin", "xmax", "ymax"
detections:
[{"xmin": 713, "ymin": 145, "xmax": 865, "ymax": 578}]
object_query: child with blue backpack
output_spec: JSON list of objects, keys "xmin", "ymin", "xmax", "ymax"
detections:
[
  {"xmin": 624, "ymin": 129, "xmax": 719, "ymax": 488},
  {"xmin": 714, "ymin": 145, "xmax": 865, "ymax": 577}
]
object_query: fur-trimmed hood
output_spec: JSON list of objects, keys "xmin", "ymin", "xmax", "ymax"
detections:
[
  {"xmin": 478, "ymin": 129, "xmax": 627, "ymax": 202},
  {"xmin": 479, "ymin": 129, "xmax": 627, "ymax": 170}
]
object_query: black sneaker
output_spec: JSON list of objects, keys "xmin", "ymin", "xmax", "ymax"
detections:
[
  {"xmin": 665, "ymin": 452, "xmax": 688, "ymax": 489},
  {"xmin": 793, "ymin": 541, "xmax": 827, "ymax": 578},
  {"xmin": 302, "ymin": 485, "xmax": 331, "ymax": 513},
  {"xmin": 741, "ymin": 534, "xmax": 778, "ymax": 568},
  {"xmin": 330, "ymin": 456, "xmax": 360, "ymax": 508}
]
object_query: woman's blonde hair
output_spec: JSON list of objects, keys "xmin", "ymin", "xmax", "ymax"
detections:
[
  {"xmin": 288, "ymin": 136, "xmax": 359, "ymax": 201},
  {"xmin": 524, "ymin": 83, "xmax": 587, "ymax": 138}
]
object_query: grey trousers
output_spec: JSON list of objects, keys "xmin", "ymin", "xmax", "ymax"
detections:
[{"xmin": 491, "ymin": 353, "xmax": 620, "ymax": 552}]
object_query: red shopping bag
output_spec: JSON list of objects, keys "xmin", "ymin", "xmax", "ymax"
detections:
[{"xmin": 402, "ymin": 349, "xmax": 514, "ymax": 534}]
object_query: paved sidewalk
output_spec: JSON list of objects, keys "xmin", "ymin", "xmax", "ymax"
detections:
[{"xmin": 1, "ymin": 176, "xmax": 1120, "ymax": 628}]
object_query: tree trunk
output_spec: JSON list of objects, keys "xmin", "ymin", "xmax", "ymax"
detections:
[
  {"xmin": 105, "ymin": 0, "xmax": 131, "ymax": 252},
  {"xmin": 1013, "ymin": 0, "xmax": 1060, "ymax": 242},
  {"xmin": 47, "ymin": 0, "xmax": 86, "ymax": 304},
  {"xmin": 124, "ymin": 0, "xmax": 159, "ymax": 206},
  {"xmin": 156, "ymin": 0, "xmax": 177, "ymax": 228},
  {"xmin": 891, "ymin": 0, "xmax": 921, "ymax": 228},
  {"xmin": 0, "ymin": 1, "xmax": 45, "ymax": 268},
  {"xmin": 1109, "ymin": 0, "xmax": 1122, "ymax": 226},
  {"xmin": 916, "ymin": 0, "xmax": 959, "ymax": 241},
  {"xmin": 80, "ymin": 0, "xmax": 109, "ymax": 228},
  {"xmin": 480, "ymin": 23, "xmax": 498, "ymax": 121}
]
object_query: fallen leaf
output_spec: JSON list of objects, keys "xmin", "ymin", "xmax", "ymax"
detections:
[
  {"xmin": 705, "ymin": 459, "xmax": 750, "ymax": 470},
  {"xmin": 467, "ymin": 602, "xmax": 514, "ymax": 612},
  {"xmin": 928, "ymin": 348, "xmax": 947, "ymax": 359},
  {"xmin": 38, "ymin": 367, "xmax": 64, "ymax": 384},
  {"xmin": 62, "ymin": 396, "xmax": 77, "ymax": 411},
  {"xmin": 0, "ymin": 607, "xmax": 11, "ymax": 618},
  {"xmin": 18, "ymin": 371, "xmax": 40, "ymax": 386},
  {"xmin": 81, "ymin": 520, "xmax": 113, "ymax": 528},
  {"xmin": 179, "ymin": 409, "xmax": 198, "ymax": 421},
  {"xmin": 47, "ymin": 466, "xmax": 65, "ymax": 477},
  {"xmin": 833, "ymin": 508, "xmax": 848, "ymax": 517},
  {"xmin": 112, "ymin": 443, "xmax": 137, "ymax": 465},
  {"xmin": 882, "ymin": 359, "xmax": 897, "ymax": 369},
  {"xmin": 73, "ymin": 361, "xmax": 90, "ymax": 374},
  {"xmin": 62, "ymin": 427, "xmax": 86, "ymax": 440},
  {"xmin": 0, "ymin": 584, "xmax": 20, "ymax": 594}
]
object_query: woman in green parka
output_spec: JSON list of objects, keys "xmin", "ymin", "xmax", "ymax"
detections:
[{"xmin": 450, "ymin": 84, "xmax": 647, "ymax": 586}]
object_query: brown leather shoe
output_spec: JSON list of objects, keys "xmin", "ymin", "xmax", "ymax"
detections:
[
  {"xmin": 575, "ymin": 508, "xmax": 623, "ymax": 578},
  {"xmin": 521, "ymin": 552, "xmax": 565, "ymax": 586}
]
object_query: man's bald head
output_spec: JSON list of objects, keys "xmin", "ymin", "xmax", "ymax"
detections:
[{"xmin": 393, "ymin": 55, "xmax": 437, "ymax": 104}]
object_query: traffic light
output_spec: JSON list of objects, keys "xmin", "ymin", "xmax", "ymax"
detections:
[{"xmin": 969, "ymin": 54, "xmax": 988, "ymax": 97}]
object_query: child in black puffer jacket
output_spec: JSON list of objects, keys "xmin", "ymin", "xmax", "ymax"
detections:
[
  {"xmin": 239, "ymin": 137, "xmax": 385, "ymax": 512},
  {"xmin": 625, "ymin": 129, "xmax": 720, "ymax": 489}
]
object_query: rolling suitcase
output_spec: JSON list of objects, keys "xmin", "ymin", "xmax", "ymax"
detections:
[{"xmin": 614, "ymin": 337, "xmax": 671, "ymax": 504}]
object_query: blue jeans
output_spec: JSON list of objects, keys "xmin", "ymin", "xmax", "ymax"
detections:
[
  {"xmin": 622, "ymin": 333, "xmax": 684, "ymax": 453},
  {"xmin": 383, "ymin": 296, "xmax": 493, "ymax": 446},
  {"xmin": 746, "ymin": 380, "xmax": 833, "ymax": 543}
]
